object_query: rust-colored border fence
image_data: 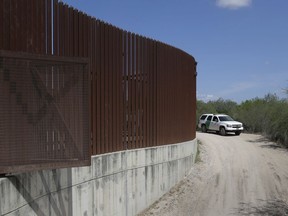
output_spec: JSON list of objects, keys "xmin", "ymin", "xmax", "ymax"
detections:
[{"xmin": 0, "ymin": 0, "xmax": 196, "ymax": 173}]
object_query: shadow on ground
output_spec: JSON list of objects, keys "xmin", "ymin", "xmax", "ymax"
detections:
[{"xmin": 233, "ymin": 199, "xmax": 288, "ymax": 216}]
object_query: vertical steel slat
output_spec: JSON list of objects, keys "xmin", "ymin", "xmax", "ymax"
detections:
[
  {"xmin": 0, "ymin": 0, "xmax": 3, "ymax": 49},
  {"xmin": 40, "ymin": 0, "xmax": 45, "ymax": 54},
  {"xmin": 151, "ymin": 40, "xmax": 155, "ymax": 146},
  {"xmin": 53, "ymin": 0, "xmax": 58, "ymax": 55},
  {"xmin": 9, "ymin": 0, "xmax": 16, "ymax": 51},
  {"xmin": 154, "ymin": 42, "xmax": 158, "ymax": 146},
  {"xmin": 118, "ymin": 28, "xmax": 123, "ymax": 151},
  {"xmin": 99, "ymin": 22, "xmax": 104, "ymax": 154},
  {"xmin": 115, "ymin": 26, "xmax": 119, "ymax": 151},
  {"xmin": 122, "ymin": 31, "xmax": 127, "ymax": 150},
  {"xmin": 104, "ymin": 24, "xmax": 109, "ymax": 153},
  {"xmin": 167, "ymin": 46, "xmax": 171, "ymax": 143},
  {"xmin": 163, "ymin": 44, "xmax": 166, "ymax": 144},
  {"xmin": 135, "ymin": 35, "xmax": 138, "ymax": 148},
  {"xmin": 23, "ymin": 0, "xmax": 28, "ymax": 52},
  {"xmin": 45, "ymin": 0, "xmax": 50, "ymax": 54},
  {"xmin": 130, "ymin": 33, "xmax": 134, "ymax": 149},
  {"xmin": 126, "ymin": 32, "xmax": 130, "ymax": 149},
  {"xmin": 3, "ymin": 0, "xmax": 10, "ymax": 50},
  {"xmin": 26, "ymin": 0, "xmax": 31, "ymax": 52},
  {"xmin": 142, "ymin": 38, "xmax": 147, "ymax": 148},
  {"xmin": 108, "ymin": 24, "xmax": 112, "ymax": 153},
  {"xmin": 73, "ymin": 10, "xmax": 78, "ymax": 56},
  {"xmin": 96, "ymin": 20, "xmax": 101, "ymax": 154},
  {"xmin": 146, "ymin": 39, "xmax": 151, "ymax": 147},
  {"xmin": 137, "ymin": 36, "xmax": 142, "ymax": 148},
  {"xmin": 78, "ymin": 12, "xmax": 83, "ymax": 57},
  {"xmin": 152, "ymin": 42, "xmax": 160, "ymax": 146},
  {"xmin": 46, "ymin": 0, "xmax": 52, "ymax": 54},
  {"xmin": 112, "ymin": 26, "xmax": 117, "ymax": 151},
  {"xmin": 58, "ymin": 2, "xmax": 63, "ymax": 56},
  {"xmin": 26, "ymin": 1, "xmax": 35, "ymax": 52},
  {"xmin": 82, "ymin": 13, "xmax": 87, "ymax": 57},
  {"xmin": 114, "ymin": 27, "xmax": 118, "ymax": 151},
  {"xmin": 131, "ymin": 33, "xmax": 136, "ymax": 149},
  {"xmin": 22, "ymin": 0, "xmax": 27, "ymax": 51},
  {"xmin": 35, "ymin": 0, "xmax": 40, "ymax": 53},
  {"xmin": 68, "ymin": 7, "xmax": 73, "ymax": 56},
  {"xmin": 15, "ymin": 0, "xmax": 21, "ymax": 51},
  {"xmin": 90, "ymin": 19, "xmax": 95, "ymax": 154},
  {"xmin": 63, "ymin": 5, "xmax": 68, "ymax": 56},
  {"xmin": 149, "ymin": 39, "xmax": 153, "ymax": 146},
  {"xmin": 103, "ymin": 23, "xmax": 108, "ymax": 152},
  {"xmin": 34, "ymin": 0, "xmax": 38, "ymax": 53}
]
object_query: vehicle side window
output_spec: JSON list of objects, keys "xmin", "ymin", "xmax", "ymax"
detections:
[
  {"xmin": 207, "ymin": 116, "xmax": 212, "ymax": 121},
  {"xmin": 200, "ymin": 115, "xmax": 207, "ymax": 120},
  {"xmin": 212, "ymin": 116, "xmax": 218, "ymax": 122}
]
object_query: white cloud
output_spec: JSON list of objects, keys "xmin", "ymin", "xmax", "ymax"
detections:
[
  {"xmin": 197, "ymin": 92, "xmax": 219, "ymax": 102},
  {"xmin": 216, "ymin": 0, "xmax": 252, "ymax": 9}
]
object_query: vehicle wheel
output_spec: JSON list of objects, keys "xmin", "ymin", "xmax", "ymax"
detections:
[
  {"xmin": 201, "ymin": 125, "xmax": 207, "ymax": 133},
  {"xmin": 220, "ymin": 127, "xmax": 226, "ymax": 136},
  {"xmin": 235, "ymin": 131, "xmax": 241, "ymax": 136}
]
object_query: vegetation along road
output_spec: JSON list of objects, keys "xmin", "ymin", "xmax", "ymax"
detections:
[{"xmin": 139, "ymin": 132, "xmax": 288, "ymax": 216}]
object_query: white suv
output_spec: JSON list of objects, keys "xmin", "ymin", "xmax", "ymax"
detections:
[{"xmin": 198, "ymin": 114, "xmax": 243, "ymax": 136}]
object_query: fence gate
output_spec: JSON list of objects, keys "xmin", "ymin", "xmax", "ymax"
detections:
[{"xmin": 0, "ymin": 50, "xmax": 90, "ymax": 174}]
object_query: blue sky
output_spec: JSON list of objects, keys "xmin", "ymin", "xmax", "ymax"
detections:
[{"xmin": 62, "ymin": 0, "xmax": 288, "ymax": 103}]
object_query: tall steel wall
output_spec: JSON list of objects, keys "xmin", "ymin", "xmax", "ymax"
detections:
[{"xmin": 0, "ymin": 0, "xmax": 196, "ymax": 167}]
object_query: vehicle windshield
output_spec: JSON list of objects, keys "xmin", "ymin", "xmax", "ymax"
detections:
[{"xmin": 219, "ymin": 115, "xmax": 234, "ymax": 121}]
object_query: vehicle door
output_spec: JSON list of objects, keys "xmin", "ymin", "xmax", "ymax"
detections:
[
  {"xmin": 210, "ymin": 116, "xmax": 219, "ymax": 130},
  {"xmin": 205, "ymin": 115, "xmax": 213, "ymax": 129}
]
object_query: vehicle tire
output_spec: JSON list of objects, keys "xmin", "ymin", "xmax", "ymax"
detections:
[
  {"xmin": 220, "ymin": 127, "xmax": 226, "ymax": 136},
  {"xmin": 201, "ymin": 125, "xmax": 207, "ymax": 133},
  {"xmin": 235, "ymin": 131, "xmax": 241, "ymax": 136}
]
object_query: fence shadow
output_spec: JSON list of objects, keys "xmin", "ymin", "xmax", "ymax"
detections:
[{"xmin": 8, "ymin": 169, "xmax": 72, "ymax": 216}]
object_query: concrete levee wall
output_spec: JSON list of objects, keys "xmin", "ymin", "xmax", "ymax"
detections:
[{"xmin": 0, "ymin": 139, "xmax": 197, "ymax": 216}]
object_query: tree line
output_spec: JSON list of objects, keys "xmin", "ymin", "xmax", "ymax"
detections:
[{"xmin": 197, "ymin": 93, "xmax": 288, "ymax": 148}]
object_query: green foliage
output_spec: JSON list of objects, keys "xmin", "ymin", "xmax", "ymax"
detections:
[{"xmin": 197, "ymin": 94, "xmax": 288, "ymax": 148}]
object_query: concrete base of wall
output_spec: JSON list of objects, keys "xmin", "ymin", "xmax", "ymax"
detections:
[{"xmin": 0, "ymin": 139, "xmax": 197, "ymax": 216}]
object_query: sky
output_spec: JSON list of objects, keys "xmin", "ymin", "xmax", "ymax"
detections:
[{"xmin": 62, "ymin": 0, "xmax": 288, "ymax": 103}]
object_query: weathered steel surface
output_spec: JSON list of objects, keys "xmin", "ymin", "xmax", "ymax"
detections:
[
  {"xmin": 0, "ymin": 0, "xmax": 197, "ymax": 173},
  {"xmin": 0, "ymin": 50, "xmax": 90, "ymax": 174}
]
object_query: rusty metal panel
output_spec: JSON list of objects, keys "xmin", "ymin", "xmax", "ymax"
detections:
[
  {"xmin": 1, "ymin": 0, "xmax": 197, "ymax": 159},
  {"xmin": 0, "ymin": 50, "xmax": 90, "ymax": 174}
]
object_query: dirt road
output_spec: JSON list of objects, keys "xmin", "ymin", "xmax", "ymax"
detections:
[{"xmin": 139, "ymin": 132, "xmax": 288, "ymax": 216}]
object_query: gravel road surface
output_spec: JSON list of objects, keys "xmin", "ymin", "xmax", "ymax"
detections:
[{"xmin": 139, "ymin": 132, "xmax": 288, "ymax": 216}]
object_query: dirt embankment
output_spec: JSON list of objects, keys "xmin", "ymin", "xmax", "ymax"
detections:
[{"xmin": 139, "ymin": 132, "xmax": 288, "ymax": 216}]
